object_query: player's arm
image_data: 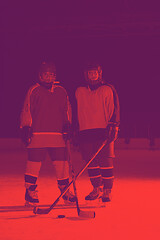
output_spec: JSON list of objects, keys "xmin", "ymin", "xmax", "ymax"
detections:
[
  {"xmin": 105, "ymin": 85, "xmax": 120, "ymax": 142},
  {"xmin": 62, "ymin": 90, "xmax": 73, "ymax": 141},
  {"xmin": 20, "ymin": 89, "xmax": 33, "ymax": 146},
  {"xmin": 107, "ymin": 84, "xmax": 120, "ymax": 127}
]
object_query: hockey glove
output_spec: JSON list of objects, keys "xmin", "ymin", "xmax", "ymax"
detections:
[
  {"xmin": 62, "ymin": 121, "xmax": 73, "ymax": 141},
  {"xmin": 21, "ymin": 126, "xmax": 33, "ymax": 146},
  {"xmin": 106, "ymin": 124, "xmax": 119, "ymax": 142}
]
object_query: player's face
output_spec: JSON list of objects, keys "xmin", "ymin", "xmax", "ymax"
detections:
[
  {"xmin": 87, "ymin": 70, "xmax": 99, "ymax": 81},
  {"xmin": 40, "ymin": 71, "xmax": 56, "ymax": 83}
]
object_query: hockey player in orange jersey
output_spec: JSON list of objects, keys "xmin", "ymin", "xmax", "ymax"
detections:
[{"xmin": 74, "ymin": 63, "xmax": 120, "ymax": 202}]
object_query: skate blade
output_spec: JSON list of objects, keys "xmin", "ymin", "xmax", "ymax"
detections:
[
  {"xmin": 25, "ymin": 201, "xmax": 38, "ymax": 207},
  {"xmin": 101, "ymin": 193, "xmax": 112, "ymax": 203},
  {"xmin": 85, "ymin": 198, "xmax": 106, "ymax": 207},
  {"xmin": 63, "ymin": 199, "xmax": 76, "ymax": 206}
]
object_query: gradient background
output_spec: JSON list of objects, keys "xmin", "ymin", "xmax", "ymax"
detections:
[
  {"xmin": 1, "ymin": 0, "xmax": 160, "ymax": 139},
  {"xmin": 1, "ymin": 2, "xmax": 160, "ymax": 240}
]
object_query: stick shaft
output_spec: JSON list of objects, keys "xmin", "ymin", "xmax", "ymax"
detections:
[
  {"xmin": 36, "ymin": 139, "xmax": 108, "ymax": 213},
  {"xmin": 67, "ymin": 140, "xmax": 81, "ymax": 214},
  {"xmin": 75, "ymin": 139, "xmax": 108, "ymax": 180}
]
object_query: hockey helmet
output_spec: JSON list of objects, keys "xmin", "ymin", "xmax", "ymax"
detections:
[
  {"xmin": 39, "ymin": 62, "xmax": 56, "ymax": 83},
  {"xmin": 84, "ymin": 63, "xmax": 102, "ymax": 84}
]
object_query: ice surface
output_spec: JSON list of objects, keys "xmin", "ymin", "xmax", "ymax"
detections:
[{"xmin": 0, "ymin": 148, "xmax": 160, "ymax": 240}]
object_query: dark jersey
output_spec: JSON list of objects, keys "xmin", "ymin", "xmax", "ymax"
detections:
[{"xmin": 20, "ymin": 83, "xmax": 71, "ymax": 148}]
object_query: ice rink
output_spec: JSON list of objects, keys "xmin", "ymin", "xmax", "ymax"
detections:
[{"xmin": 0, "ymin": 139, "xmax": 160, "ymax": 240}]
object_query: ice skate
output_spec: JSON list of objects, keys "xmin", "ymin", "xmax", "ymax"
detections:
[
  {"xmin": 85, "ymin": 187, "xmax": 103, "ymax": 201},
  {"xmin": 58, "ymin": 185, "xmax": 76, "ymax": 204},
  {"xmin": 62, "ymin": 189, "xmax": 77, "ymax": 204},
  {"xmin": 25, "ymin": 184, "xmax": 39, "ymax": 207},
  {"xmin": 101, "ymin": 189, "xmax": 111, "ymax": 202}
]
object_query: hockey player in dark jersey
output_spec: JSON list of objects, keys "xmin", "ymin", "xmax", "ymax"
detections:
[
  {"xmin": 20, "ymin": 62, "xmax": 76, "ymax": 206},
  {"xmin": 74, "ymin": 63, "xmax": 120, "ymax": 202}
]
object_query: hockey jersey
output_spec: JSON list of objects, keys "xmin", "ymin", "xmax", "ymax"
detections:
[
  {"xmin": 75, "ymin": 85, "xmax": 114, "ymax": 131},
  {"xmin": 20, "ymin": 83, "xmax": 71, "ymax": 148}
]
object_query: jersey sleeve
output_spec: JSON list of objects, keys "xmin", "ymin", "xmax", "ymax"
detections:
[
  {"xmin": 20, "ymin": 91, "xmax": 32, "ymax": 128},
  {"xmin": 60, "ymin": 86, "xmax": 72, "ymax": 123},
  {"xmin": 72, "ymin": 88, "xmax": 80, "ymax": 131},
  {"xmin": 20, "ymin": 84, "xmax": 39, "ymax": 128},
  {"xmin": 107, "ymin": 84, "xmax": 120, "ymax": 127},
  {"xmin": 104, "ymin": 86, "xmax": 115, "ymax": 124},
  {"xmin": 66, "ymin": 95, "xmax": 72, "ymax": 123}
]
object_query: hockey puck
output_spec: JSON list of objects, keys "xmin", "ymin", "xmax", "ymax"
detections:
[{"xmin": 58, "ymin": 215, "xmax": 65, "ymax": 218}]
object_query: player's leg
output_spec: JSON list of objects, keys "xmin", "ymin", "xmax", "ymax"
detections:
[
  {"xmin": 98, "ymin": 142, "xmax": 115, "ymax": 202},
  {"xmin": 24, "ymin": 148, "xmax": 46, "ymax": 206},
  {"xmin": 48, "ymin": 147, "xmax": 76, "ymax": 203},
  {"xmin": 79, "ymin": 142, "xmax": 103, "ymax": 200}
]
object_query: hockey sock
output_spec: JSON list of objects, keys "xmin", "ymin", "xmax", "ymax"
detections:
[
  {"xmin": 57, "ymin": 178, "xmax": 70, "ymax": 192},
  {"xmin": 100, "ymin": 166, "xmax": 114, "ymax": 189},
  {"xmin": 57, "ymin": 178, "xmax": 76, "ymax": 202},
  {"xmin": 25, "ymin": 161, "xmax": 41, "ymax": 188},
  {"xmin": 52, "ymin": 160, "xmax": 69, "ymax": 180},
  {"xmin": 87, "ymin": 167, "xmax": 102, "ymax": 188},
  {"xmin": 57, "ymin": 178, "xmax": 69, "ymax": 188}
]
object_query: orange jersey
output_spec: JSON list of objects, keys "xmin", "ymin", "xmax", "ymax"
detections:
[{"xmin": 75, "ymin": 85, "xmax": 114, "ymax": 131}]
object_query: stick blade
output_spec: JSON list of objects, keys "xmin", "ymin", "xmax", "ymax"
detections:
[
  {"xmin": 33, "ymin": 207, "xmax": 50, "ymax": 215},
  {"xmin": 79, "ymin": 210, "xmax": 95, "ymax": 218}
]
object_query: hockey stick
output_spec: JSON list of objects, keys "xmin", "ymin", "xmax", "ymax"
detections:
[
  {"xmin": 33, "ymin": 139, "xmax": 109, "ymax": 215},
  {"xmin": 66, "ymin": 140, "xmax": 95, "ymax": 218}
]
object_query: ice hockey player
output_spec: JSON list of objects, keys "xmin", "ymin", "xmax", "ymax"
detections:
[
  {"xmin": 74, "ymin": 63, "xmax": 120, "ymax": 202},
  {"xmin": 20, "ymin": 62, "xmax": 76, "ymax": 206}
]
